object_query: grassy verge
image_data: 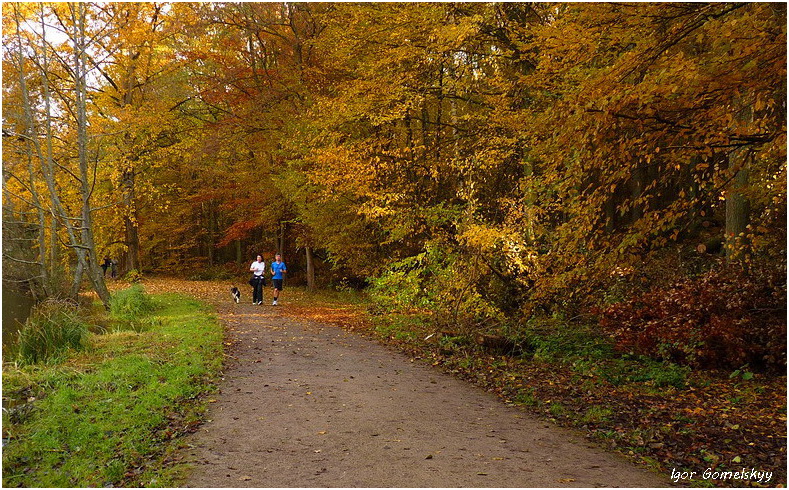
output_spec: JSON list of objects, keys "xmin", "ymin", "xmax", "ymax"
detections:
[
  {"xmin": 283, "ymin": 289, "xmax": 786, "ymax": 488},
  {"xmin": 2, "ymin": 291, "xmax": 224, "ymax": 488}
]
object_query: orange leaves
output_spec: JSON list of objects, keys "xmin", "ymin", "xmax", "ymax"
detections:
[{"xmin": 217, "ymin": 220, "xmax": 261, "ymax": 248}]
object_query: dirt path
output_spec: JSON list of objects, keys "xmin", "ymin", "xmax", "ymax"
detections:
[{"xmin": 155, "ymin": 280, "xmax": 667, "ymax": 487}]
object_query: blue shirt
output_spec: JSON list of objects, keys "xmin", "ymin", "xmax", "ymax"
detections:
[{"xmin": 271, "ymin": 261, "xmax": 287, "ymax": 280}]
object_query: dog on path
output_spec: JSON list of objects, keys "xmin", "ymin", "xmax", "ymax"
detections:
[{"xmin": 230, "ymin": 286, "xmax": 241, "ymax": 304}]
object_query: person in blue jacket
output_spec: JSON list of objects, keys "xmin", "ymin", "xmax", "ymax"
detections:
[{"xmin": 270, "ymin": 253, "xmax": 287, "ymax": 305}]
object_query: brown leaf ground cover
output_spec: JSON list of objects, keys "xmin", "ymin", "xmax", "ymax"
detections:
[{"xmin": 138, "ymin": 277, "xmax": 786, "ymax": 487}]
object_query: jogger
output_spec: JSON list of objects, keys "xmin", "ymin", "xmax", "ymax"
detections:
[
  {"xmin": 249, "ymin": 254, "xmax": 266, "ymax": 305},
  {"xmin": 270, "ymin": 253, "xmax": 287, "ymax": 305}
]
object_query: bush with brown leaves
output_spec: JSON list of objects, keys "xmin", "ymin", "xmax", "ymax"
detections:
[{"xmin": 599, "ymin": 265, "xmax": 786, "ymax": 372}]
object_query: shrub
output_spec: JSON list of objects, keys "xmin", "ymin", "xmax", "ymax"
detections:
[
  {"xmin": 110, "ymin": 284, "xmax": 155, "ymax": 321},
  {"xmin": 367, "ymin": 253, "xmax": 433, "ymax": 311},
  {"xmin": 599, "ymin": 265, "xmax": 786, "ymax": 371},
  {"xmin": 123, "ymin": 269, "xmax": 143, "ymax": 283},
  {"xmin": 17, "ymin": 300, "xmax": 89, "ymax": 365}
]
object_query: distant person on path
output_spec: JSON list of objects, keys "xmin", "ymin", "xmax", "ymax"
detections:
[
  {"xmin": 249, "ymin": 254, "xmax": 266, "ymax": 305},
  {"xmin": 270, "ymin": 253, "xmax": 287, "ymax": 306},
  {"xmin": 110, "ymin": 260, "xmax": 117, "ymax": 279},
  {"xmin": 101, "ymin": 257, "xmax": 112, "ymax": 277}
]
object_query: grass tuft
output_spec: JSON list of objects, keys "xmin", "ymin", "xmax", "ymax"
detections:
[
  {"xmin": 110, "ymin": 284, "xmax": 155, "ymax": 322},
  {"xmin": 16, "ymin": 299, "xmax": 89, "ymax": 366}
]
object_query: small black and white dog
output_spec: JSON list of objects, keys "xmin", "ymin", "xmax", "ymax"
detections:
[{"xmin": 230, "ymin": 286, "xmax": 241, "ymax": 304}]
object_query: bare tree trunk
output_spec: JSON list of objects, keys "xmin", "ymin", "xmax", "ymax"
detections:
[
  {"xmin": 73, "ymin": 3, "xmax": 110, "ymax": 307},
  {"xmin": 12, "ymin": 8, "xmax": 51, "ymax": 297},
  {"xmin": 27, "ymin": 153, "xmax": 51, "ymax": 297},
  {"xmin": 421, "ymin": 102, "xmax": 430, "ymax": 162},
  {"xmin": 38, "ymin": 5, "xmax": 62, "ymax": 291},
  {"xmin": 37, "ymin": 5, "xmax": 88, "ymax": 291},
  {"xmin": 70, "ymin": 258, "xmax": 84, "ymax": 298},
  {"xmin": 50, "ymin": 214, "xmax": 60, "ymax": 283}
]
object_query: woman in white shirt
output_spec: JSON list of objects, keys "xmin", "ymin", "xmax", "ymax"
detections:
[{"xmin": 249, "ymin": 254, "xmax": 266, "ymax": 305}]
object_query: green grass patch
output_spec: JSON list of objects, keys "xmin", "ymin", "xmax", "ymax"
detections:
[
  {"xmin": 16, "ymin": 299, "xmax": 90, "ymax": 366},
  {"xmin": 572, "ymin": 355, "xmax": 690, "ymax": 389},
  {"xmin": 516, "ymin": 319, "xmax": 689, "ymax": 389},
  {"xmin": 110, "ymin": 283, "xmax": 155, "ymax": 320},
  {"xmin": 548, "ymin": 402, "xmax": 567, "ymax": 417},
  {"xmin": 2, "ymin": 292, "xmax": 224, "ymax": 487},
  {"xmin": 514, "ymin": 387, "xmax": 540, "ymax": 407},
  {"xmin": 581, "ymin": 405, "xmax": 614, "ymax": 424},
  {"xmin": 516, "ymin": 318, "xmax": 615, "ymax": 362}
]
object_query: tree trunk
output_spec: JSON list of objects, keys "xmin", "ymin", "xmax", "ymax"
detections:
[
  {"xmin": 604, "ymin": 195, "xmax": 616, "ymax": 234},
  {"xmin": 12, "ymin": 9, "xmax": 51, "ymax": 297},
  {"xmin": 30, "ymin": 156, "xmax": 51, "ymax": 297},
  {"xmin": 725, "ymin": 93, "xmax": 753, "ymax": 263},
  {"xmin": 73, "ymin": 3, "xmax": 110, "ymax": 307},
  {"xmin": 725, "ymin": 160, "xmax": 750, "ymax": 261},
  {"xmin": 523, "ymin": 160, "xmax": 536, "ymax": 241},
  {"xmin": 630, "ymin": 165, "xmax": 645, "ymax": 223},
  {"xmin": 450, "ymin": 92, "xmax": 460, "ymax": 158},
  {"xmin": 118, "ymin": 18, "xmax": 142, "ymax": 276},
  {"xmin": 421, "ymin": 102, "xmax": 430, "ymax": 161},
  {"xmin": 278, "ymin": 221, "xmax": 286, "ymax": 256},
  {"xmin": 123, "ymin": 214, "xmax": 140, "ymax": 273},
  {"xmin": 305, "ymin": 245, "xmax": 315, "ymax": 292},
  {"xmin": 435, "ymin": 62, "xmax": 443, "ymax": 162},
  {"xmin": 208, "ymin": 201, "xmax": 216, "ymax": 266},
  {"xmin": 122, "ymin": 168, "xmax": 140, "ymax": 273},
  {"xmin": 70, "ymin": 258, "xmax": 84, "ymax": 299},
  {"xmin": 50, "ymin": 214, "xmax": 59, "ymax": 283},
  {"xmin": 404, "ymin": 112, "xmax": 413, "ymax": 154}
]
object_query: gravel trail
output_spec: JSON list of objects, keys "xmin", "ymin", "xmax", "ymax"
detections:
[{"xmin": 177, "ymin": 292, "xmax": 667, "ymax": 488}]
